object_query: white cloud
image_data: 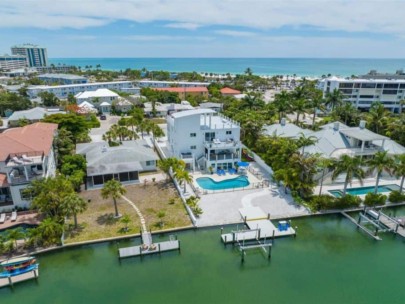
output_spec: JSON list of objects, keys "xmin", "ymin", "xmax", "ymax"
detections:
[
  {"xmin": 214, "ymin": 30, "xmax": 258, "ymax": 37},
  {"xmin": 165, "ymin": 23, "xmax": 201, "ymax": 30},
  {"xmin": 122, "ymin": 35, "xmax": 214, "ymax": 42},
  {"xmin": 1, "ymin": 0, "xmax": 405, "ymax": 37}
]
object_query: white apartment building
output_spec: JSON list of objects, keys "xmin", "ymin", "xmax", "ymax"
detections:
[
  {"xmin": 0, "ymin": 123, "xmax": 58, "ymax": 211},
  {"xmin": 136, "ymin": 80, "xmax": 210, "ymax": 88},
  {"xmin": 11, "ymin": 44, "xmax": 48, "ymax": 67},
  {"xmin": 167, "ymin": 109, "xmax": 241, "ymax": 171},
  {"xmin": 319, "ymin": 76, "xmax": 405, "ymax": 112},
  {"xmin": 75, "ymin": 89, "xmax": 119, "ymax": 113},
  {"xmin": 27, "ymin": 81, "xmax": 136, "ymax": 99},
  {"xmin": 0, "ymin": 54, "xmax": 27, "ymax": 71}
]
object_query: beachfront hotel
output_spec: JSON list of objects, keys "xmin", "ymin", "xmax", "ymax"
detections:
[
  {"xmin": 27, "ymin": 81, "xmax": 138, "ymax": 99},
  {"xmin": 38, "ymin": 73, "xmax": 88, "ymax": 85},
  {"xmin": 167, "ymin": 109, "xmax": 241, "ymax": 171},
  {"xmin": 319, "ymin": 75, "xmax": 405, "ymax": 112},
  {"xmin": 11, "ymin": 44, "xmax": 48, "ymax": 67},
  {"xmin": 0, "ymin": 123, "xmax": 58, "ymax": 211},
  {"xmin": 135, "ymin": 80, "xmax": 210, "ymax": 88},
  {"xmin": 0, "ymin": 54, "xmax": 27, "ymax": 71}
]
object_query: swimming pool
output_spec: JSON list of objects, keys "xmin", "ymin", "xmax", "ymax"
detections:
[
  {"xmin": 196, "ymin": 176, "xmax": 250, "ymax": 190},
  {"xmin": 329, "ymin": 184, "xmax": 400, "ymax": 197}
]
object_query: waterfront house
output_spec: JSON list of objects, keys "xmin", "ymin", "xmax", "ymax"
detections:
[
  {"xmin": 0, "ymin": 122, "xmax": 58, "ymax": 211},
  {"xmin": 7, "ymin": 107, "xmax": 65, "ymax": 127},
  {"xmin": 263, "ymin": 118, "xmax": 313, "ymax": 139},
  {"xmin": 76, "ymin": 140, "xmax": 158, "ymax": 189},
  {"xmin": 167, "ymin": 109, "xmax": 241, "ymax": 171},
  {"xmin": 143, "ymin": 101, "xmax": 194, "ymax": 117}
]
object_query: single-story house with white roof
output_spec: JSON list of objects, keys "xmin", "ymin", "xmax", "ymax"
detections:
[
  {"xmin": 7, "ymin": 107, "xmax": 65, "ymax": 127},
  {"xmin": 76, "ymin": 140, "xmax": 159, "ymax": 189},
  {"xmin": 263, "ymin": 118, "xmax": 313, "ymax": 139}
]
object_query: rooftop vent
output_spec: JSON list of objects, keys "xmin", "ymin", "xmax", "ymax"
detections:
[
  {"xmin": 280, "ymin": 118, "xmax": 286, "ymax": 126},
  {"xmin": 333, "ymin": 122, "xmax": 339, "ymax": 131},
  {"xmin": 359, "ymin": 120, "xmax": 366, "ymax": 129}
]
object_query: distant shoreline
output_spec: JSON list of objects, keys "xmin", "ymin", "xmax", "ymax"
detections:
[{"xmin": 48, "ymin": 57, "xmax": 405, "ymax": 78}]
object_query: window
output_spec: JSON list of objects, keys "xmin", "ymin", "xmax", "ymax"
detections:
[
  {"xmin": 382, "ymin": 90, "xmax": 398, "ymax": 95},
  {"xmin": 400, "ymin": 84, "xmax": 405, "ymax": 89},
  {"xmin": 146, "ymin": 160, "xmax": 155, "ymax": 166},
  {"xmin": 119, "ymin": 172, "xmax": 129, "ymax": 182},
  {"xmin": 93, "ymin": 175, "xmax": 103, "ymax": 185},
  {"xmin": 129, "ymin": 171, "xmax": 138, "ymax": 181},
  {"xmin": 384, "ymin": 83, "xmax": 399, "ymax": 89},
  {"xmin": 205, "ymin": 132, "xmax": 215, "ymax": 142},
  {"xmin": 361, "ymin": 83, "xmax": 376, "ymax": 89},
  {"xmin": 190, "ymin": 145, "xmax": 196, "ymax": 150},
  {"xmin": 339, "ymin": 83, "xmax": 353, "ymax": 88},
  {"xmin": 226, "ymin": 131, "xmax": 232, "ymax": 135},
  {"xmin": 20, "ymin": 189, "xmax": 32, "ymax": 201},
  {"xmin": 376, "ymin": 83, "xmax": 383, "ymax": 88},
  {"xmin": 190, "ymin": 133, "xmax": 196, "ymax": 137},
  {"xmin": 359, "ymin": 95, "xmax": 374, "ymax": 98}
]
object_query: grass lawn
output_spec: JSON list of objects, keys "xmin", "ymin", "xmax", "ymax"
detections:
[
  {"xmin": 64, "ymin": 180, "xmax": 192, "ymax": 243},
  {"xmin": 147, "ymin": 117, "xmax": 166, "ymax": 124}
]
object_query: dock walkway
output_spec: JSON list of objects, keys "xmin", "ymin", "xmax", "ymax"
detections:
[
  {"xmin": 0, "ymin": 268, "xmax": 39, "ymax": 288},
  {"xmin": 221, "ymin": 206, "xmax": 296, "ymax": 244},
  {"xmin": 118, "ymin": 233, "xmax": 180, "ymax": 259},
  {"xmin": 377, "ymin": 211, "xmax": 405, "ymax": 238}
]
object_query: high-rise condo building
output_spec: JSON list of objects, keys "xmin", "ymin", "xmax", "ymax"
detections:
[{"xmin": 11, "ymin": 44, "xmax": 48, "ymax": 67}]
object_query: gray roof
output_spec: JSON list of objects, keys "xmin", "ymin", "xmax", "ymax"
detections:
[
  {"xmin": 373, "ymin": 139, "xmax": 405, "ymax": 155},
  {"xmin": 263, "ymin": 123, "xmax": 313, "ymax": 139},
  {"xmin": 170, "ymin": 108, "xmax": 214, "ymax": 118},
  {"xmin": 77, "ymin": 140, "xmax": 158, "ymax": 176},
  {"xmin": 8, "ymin": 107, "xmax": 65, "ymax": 121},
  {"xmin": 339, "ymin": 128, "xmax": 388, "ymax": 141},
  {"xmin": 38, "ymin": 73, "xmax": 87, "ymax": 80},
  {"xmin": 199, "ymin": 102, "xmax": 222, "ymax": 109}
]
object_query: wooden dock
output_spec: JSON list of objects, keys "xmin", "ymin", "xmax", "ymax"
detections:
[
  {"xmin": 118, "ymin": 233, "xmax": 180, "ymax": 259},
  {"xmin": 0, "ymin": 268, "xmax": 39, "ymax": 288},
  {"xmin": 221, "ymin": 206, "xmax": 296, "ymax": 244}
]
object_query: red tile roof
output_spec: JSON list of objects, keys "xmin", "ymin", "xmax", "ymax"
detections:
[
  {"xmin": 154, "ymin": 87, "xmax": 208, "ymax": 93},
  {"xmin": 220, "ymin": 87, "xmax": 241, "ymax": 95},
  {"xmin": 0, "ymin": 122, "xmax": 58, "ymax": 161}
]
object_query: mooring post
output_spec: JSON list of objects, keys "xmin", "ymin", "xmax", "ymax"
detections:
[
  {"xmin": 258, "ymin": 228, "xmax": 261, "ymax": 240},
  {"xmin": 158, "ymin": 243, "xmax": 161, "ymax": 254},
  {"xmin": 395, "ymin": 224, "xmax": 399, "ymax": 234},
  {"xmin": 375, "ymin": 227, "xmax": 379, "ymax": 236},
  {"xmin": 241, "ymin": 249, "xmax": 245, "ymax": 263},
  {"xmin": 268, "ymin": 245, "xmax": 272, "ymax": 260},
  {"xmin": 178, "ymin": 240, "xmax": 181, "ymax": 253},
  {"xmin": 267, "ymin": 213, "xmax": 270, "ymax": 220},
  {"xmin": 224, "ymin": 235, "xmax": 227, "ymax": 247},
  {"xmin": 272, "ymin": 230, "xmax": 275, "ymax": 245}
]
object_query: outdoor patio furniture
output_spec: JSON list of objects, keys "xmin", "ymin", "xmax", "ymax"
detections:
[
  {"xmin": 22, "ymin": 154, "xmax": 33, "ymax": 162},
  {"xmin": 0, "ymin": 213, "xmax": 5, "ymax": 224},
  {"xmin": 216, "ymin": 169, "xmax": 222, "ymax": 175},
  {"xmin": 12, "ymin": 156, "xmax": 23, "ymax": 164},
  {"xmin": 11, "ymin": 211, "xmax": 17, "ymax": 222}
]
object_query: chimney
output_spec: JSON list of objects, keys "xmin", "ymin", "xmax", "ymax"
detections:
[
  {"xmin": 359, "ymin": 120, "xmax": 366, "ymax": 129},
  {"xmin": 280, "ymin": 118, "xmax": 286, "ymax": 126},
  {"xmin": 333, "ymin": 122, "xmax": 339, "ymax": 131}
]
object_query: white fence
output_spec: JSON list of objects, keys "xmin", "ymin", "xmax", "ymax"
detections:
[{"xmin": 242, "ymin": 144, "xmax": 274, "ymax": 177}]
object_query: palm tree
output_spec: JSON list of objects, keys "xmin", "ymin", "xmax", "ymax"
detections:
[
  {"xmin": 291, "ymin": 98, "xmax": 308, "ymax": 124},
  {"xmin": 157, "ymin": 158, "xmax": 186, "ymax": 180},
  {"xmin": 241, "ymin": 92, "xmax": 264, "ymax": 110},
  {"xmin": 367, "ymin": 151, "xmax": 394, "ymax": 194},
  {"xmin": 393, "ymin": 154, "xmax": 405, "ymax": 193},
  {"xmin": 36, "ymin": 218, "xmax": 64, "ymax": 246},
  {"xmin": 325, "ymin": 89, "xmax": 344, "ymax": 111},
  {"xmin": 7, "ymin": 228, "xmax": 25, "ymax": 249},
  {"xmin": 332, "ymin": 155, "xmax": 365, "ymax": 196},
  {"xmin": 318, "ymin": 158, "xmax": 334, "ymax": 195},
  {"xmin": 157, "ymin": 210, "xmax": 166, "ymax": 227},
  {"xmin": 174, "ymin": 168, "xmax": 193, "ymax": 193},
  {"xmin": 366, "ymin": 102, "xmax": 390, "ymax": 134},
  {"xmin": 273, "ymin": 91, "xmax": 291, "ymax": 123},
  {"xmin": 101, "ymin": 179, "xmax": 126, "ymax": 218},
  {"xmin": 120, "ymin": 214, "xmax": 131, "ymax": 232},
  {"xmin": 274, "ymin": 168, "xmax": 298, "ymax": 194},
  {"xmin": 62, "ymin": 193, "xmax": 88, "ymax": 229},
  {"xmin": 244, "ymin": 67, "xmax": 253, "ymax": 76},
  {"xmin": 297, "ymin": 133, "xmax": 318, "ymax": 154},
  {"xmin": 308, "ymin": 90, "xmax": 325, "ymax": 128}
]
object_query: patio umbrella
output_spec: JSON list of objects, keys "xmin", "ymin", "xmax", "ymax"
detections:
[{"xmin": 237, "ymin": 161, "xmax": 250, "ymax": 167}]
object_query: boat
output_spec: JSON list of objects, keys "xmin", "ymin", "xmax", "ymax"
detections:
[{"xmin": 0, "ymin": 256, "xmax": 38, "ymax": 278}]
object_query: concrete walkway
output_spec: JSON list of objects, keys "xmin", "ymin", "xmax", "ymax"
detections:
[{"xmin": 121, "ymin": 195, "xmax": 147, "ymax": 233}]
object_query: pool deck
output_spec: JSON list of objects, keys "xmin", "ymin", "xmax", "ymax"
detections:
[
  {"xmin": 0, "ymin": 212, "xmax": 42, "ymax": 231},
  {"xmin": 317, "ymin": 178, "xmax": 401, "ymax": 198}
]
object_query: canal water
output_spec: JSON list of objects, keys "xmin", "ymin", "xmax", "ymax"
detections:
[{"xmin": 1, "ymin": 211, "xmax": 405, "ymax": 304}]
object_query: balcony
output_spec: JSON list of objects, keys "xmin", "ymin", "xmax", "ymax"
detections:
[
  {"xmin": 208, "ymin": 153, "xmax": 238, "ymax": 161},
  {"xmin": 180, "ymin": 152, "xmax": 194, "ymax": 159},
  {"xmin": 204, "ymin": 139, "xmax": 240, "ymax": 149},
  {"xmin": 6, "ymin": 151, "xmax": 44, "ymax": 167}
]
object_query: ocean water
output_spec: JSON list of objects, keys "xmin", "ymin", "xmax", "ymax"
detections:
[
  {"xmin": 49, "ymin": 58, "xmax": 405, "ymax": 77},
  {"xmin": 2, "ymin": 211, "xmax": 405, "ymax": 304}
]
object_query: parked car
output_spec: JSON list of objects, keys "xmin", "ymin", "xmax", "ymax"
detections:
[{"xmin": 100, "ymin": 115, "xmax": 107, "ymax": 120}]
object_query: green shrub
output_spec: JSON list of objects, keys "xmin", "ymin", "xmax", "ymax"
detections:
[
  {"xmin": 388, "ymin": 191, "xmax": 405, "ymax": 203},
  {"xmin": 335, "ymin": 194, "xmax": 362, "ymax": 209},
  {"xmin": 308, "ymin": 195, "xmax": 336, "ymax": 211},
  {"xmin": 0, "ymin": 118, "xmax": 3, "ymax": 127},
  {"xmin": 364, "ymin": 193, "xmax": 387, "ymax": 206}
]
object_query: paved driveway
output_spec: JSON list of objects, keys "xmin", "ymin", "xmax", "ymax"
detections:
[{"xmin": 89, "ymin": 115, "xmax": 120, "ymax": 142}]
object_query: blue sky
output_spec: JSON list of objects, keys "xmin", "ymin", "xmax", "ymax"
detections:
[{"xmin": 1, "ymin": 0, "xmax": 405, "ymax": 58}]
